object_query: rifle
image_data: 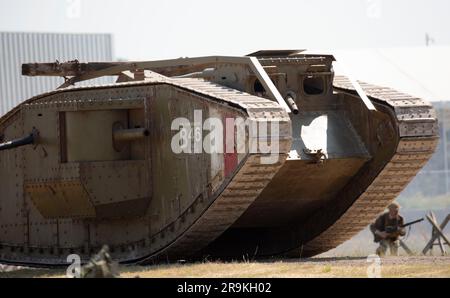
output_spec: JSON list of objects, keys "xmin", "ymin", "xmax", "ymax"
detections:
[
  {"xmin": 372, "ymin": 218, "xmax": 424, "ymax": 242},
  {"xmin": 385, "ymin": 218, "xmax": 424, "ymax": 234}
]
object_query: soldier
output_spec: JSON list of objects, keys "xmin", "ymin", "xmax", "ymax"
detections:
[
  {"xmin": 80, "ymin": 245, "xmax": 119, "ymax": 278},
  {"xmin": 370, "ymin": 202, "xmax": 406, "ymax": 256}
]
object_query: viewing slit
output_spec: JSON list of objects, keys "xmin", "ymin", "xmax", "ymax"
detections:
[{"xmin": 303, "ymin": 76, "xmax": 325, "ymax": 95}]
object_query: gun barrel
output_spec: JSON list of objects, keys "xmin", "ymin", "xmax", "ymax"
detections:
[
  {"xmin": 284, "ymin": 95, "xmax": 299, "ymax": 115},
  {"xmin": 0, "ymin": 131, "xmax": 37, "ymax": 151},
  {"xmin": 113, "ymin": 128, "xmax": 150, "ymax": 142},
  {"xmin": 401, "ymin": 218, "xmax": 424, "ymax": 228}
]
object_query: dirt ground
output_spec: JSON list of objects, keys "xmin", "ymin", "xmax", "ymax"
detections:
[{"xmin": 1, "ymin": 256, "xmax": 450, "ymax": 278}]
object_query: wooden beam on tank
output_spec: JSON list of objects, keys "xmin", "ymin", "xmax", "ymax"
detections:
[
  {"xmin": 22, "ymin": 61, "xmax": 125, "ymax": 77},
  {"xmin": 22, "ymin": 57, "xmax": 250, "ymax": 78}
]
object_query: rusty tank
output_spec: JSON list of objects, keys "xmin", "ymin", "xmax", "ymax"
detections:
[{"xmin": 0, "ymin": 50, "xmax": 438, "ymax": 265}]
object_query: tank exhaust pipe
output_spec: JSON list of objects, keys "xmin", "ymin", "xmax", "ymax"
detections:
[
  {"xmin": 0, "ymin": 129, "xmax": 39, "ymax": 151},
  {"xmin": 284, "ymin": 93, "xmax": 299, "ymax": 115}
]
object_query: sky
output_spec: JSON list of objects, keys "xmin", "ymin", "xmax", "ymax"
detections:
[{"xmin": 0, "ymin": 0, "xmax": 449, "ymax": 60}]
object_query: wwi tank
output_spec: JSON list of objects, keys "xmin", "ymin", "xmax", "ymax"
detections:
[{"xmin": 0, "ymin": 50, "xmax": 438, "ymax": 265}]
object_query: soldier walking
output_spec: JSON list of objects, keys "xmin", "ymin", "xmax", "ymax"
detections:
[{"xmin": 370, "ymin": 202, "xmax": 406, "ymax": 256}]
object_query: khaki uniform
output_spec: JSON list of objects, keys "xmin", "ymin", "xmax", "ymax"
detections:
[
  {"xmin": 370, "ymin": 212, "xmax": 405, "ymax": 256},
  {"xmin": 377, "ymin": 239, "xmax": 400, "ymax": 256}
]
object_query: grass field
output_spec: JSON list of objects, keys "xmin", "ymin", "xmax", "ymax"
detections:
[
  {"xmin": 2, "ymin": 256, "xmax": 450, "ymax": 278},
  {"xmin": 1, "ymin": 208, "xmax": 448, "ymax": 278}
]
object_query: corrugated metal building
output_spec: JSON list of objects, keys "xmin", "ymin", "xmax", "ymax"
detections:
[{"xmin": 0, "ymin": 32, "xmax": 113, "ymax": 116}]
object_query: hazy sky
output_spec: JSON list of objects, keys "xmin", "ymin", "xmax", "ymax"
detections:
[{"xmin": 0, "ymin": 0, "xmax": 449, "ymax": 60}]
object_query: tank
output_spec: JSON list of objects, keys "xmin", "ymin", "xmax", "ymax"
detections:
[{"xmin": 0, "ymin": 50, "xmax": 438, "ymax": 265}]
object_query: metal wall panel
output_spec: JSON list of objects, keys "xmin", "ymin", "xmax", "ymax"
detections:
[{"xmin": 0, "ymin": 32, "xmax": 113, "ymax": 116}]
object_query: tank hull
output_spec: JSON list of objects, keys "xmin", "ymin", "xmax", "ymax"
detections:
[{"xmin": 0, "ymin": 52, "xmax": 438, "ymax": 265}]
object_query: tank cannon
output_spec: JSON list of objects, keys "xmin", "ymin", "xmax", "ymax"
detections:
[{"xmin": 0, "ymin": 129, "xmax": 39, "ymax": 151}]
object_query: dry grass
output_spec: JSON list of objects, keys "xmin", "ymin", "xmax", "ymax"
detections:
[
  {"xmin": 119, "ymin": 259, "xmax": 450, "ymax": 278},
  {"xmin": 2, "ymin": 257, "xmax": 450, "ymax": 278}
]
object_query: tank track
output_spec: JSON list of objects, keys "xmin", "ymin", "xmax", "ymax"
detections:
[
  {"xmin": 0, "ymin": 77, "xmax": 292, "ymax": 266},
  {"xmin": 301, "ymin": 75, "xmax": 439, "ymax": 255}
]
